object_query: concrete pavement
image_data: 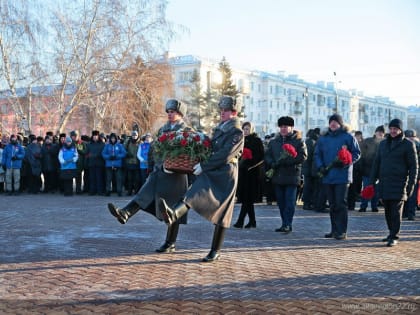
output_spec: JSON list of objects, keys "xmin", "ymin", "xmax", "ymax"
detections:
[{"xmin": 0, "ymin": 193, "xmax": 419, "ymax": 314}]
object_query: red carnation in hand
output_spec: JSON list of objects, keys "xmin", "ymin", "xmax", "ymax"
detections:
[
  {"xmin": 337, "ymin": 147, "xmax": 352, "ymax": 165},
  {"xmin": 183, "ymin": 131, "xmax": 189, "ymax": 138},
  {"xmin": 242, "ymin": 147, "xmax": 253, "ymax": 160},
  {"xmin": 361, "ymin": 185, "xmax": 375, "ymax": 200},
  {"xmin": 282, "ymin": 143, "xmax": 297, "ymax": 158},
  {"xmin": 193, "ymin": 135, "xmax": 201, "ymax": 142},
  {"xmin": 203, "ymin": 139, "xmax": 211, "ymax": 148},
  {"xmin": 169, "ymin": 132, "xmax": 176, "ymax": 140}
]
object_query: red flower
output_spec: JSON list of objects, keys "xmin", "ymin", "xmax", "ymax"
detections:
[
  {"xmin": 169, "ymin": 132, "xmax": 175, "ymax": 140},
  {"xmin": 242, "ymin": 147, "xmax": 253, "ymax": 160},
  {"xmin": 337, "ymin": 147, "xmax": 352, "ymax": 165},
  {"xmin": 361, "ymin": 185, "xmax": 375, "ymax": 200},
  {"xmin": 282, "ymin": 143, "xmax": 297, "ymax": 158},
  {"xmin": 158, "ymin": 134, "xmax": 168, "ymax": 142},
  {"xmin": 183, "ymin": 131, "xmax": 189, "ymax": 138},
  {"xmin": 193, "ymin": 135, "xmax": 201, "ymax": 142},
  {"xmin": 318, "ymin": 146, "xmax": 353, "ymax": 178},
  {"xmin": 180, "ymin": 139, "xmax": 188, "ymax": 147},
  {"xmin": 203, "ymin": 139, "xmax": 211, "ymax": 148}
]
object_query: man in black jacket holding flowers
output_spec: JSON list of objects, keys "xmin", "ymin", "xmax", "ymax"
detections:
[
  {"xmin": 264, "ymin": 116, "xmax": 307, "ymax": 233},
  {"xmin": 369, "ymin": 118, "xmax": 418, "ymax": 246}
]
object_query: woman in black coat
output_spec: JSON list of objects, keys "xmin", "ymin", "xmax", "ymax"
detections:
[{"xmin": 234, "ymin": 122, "xmax": 265, "ymax": 228}]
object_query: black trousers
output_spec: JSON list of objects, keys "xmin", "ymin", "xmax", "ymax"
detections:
[
  {"xmin": 325, "ymin": 183, "xmax": 349, "ymax": 235},
  {"xmin": 382, "ymin": 200, "xmax": 404, "ymax": 239}
]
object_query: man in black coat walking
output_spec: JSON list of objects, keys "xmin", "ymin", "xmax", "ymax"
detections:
[{"xmin": 369, "ymin": 118, "xmax": 418, "ymax": 246}]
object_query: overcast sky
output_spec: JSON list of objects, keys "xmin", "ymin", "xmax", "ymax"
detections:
[{"xmin": 167, "ymin": 0, "xmax": 420, "ymax": 106}]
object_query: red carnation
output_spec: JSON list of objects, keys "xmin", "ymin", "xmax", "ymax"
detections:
[
  {"xmin": 242, "ymin": 147, "xmax": 253, "ymax": 160},
  {"xmin": 169, "ymin": 132, "xmax": 175, "ymax": 140},
  {"xmin": 337, "ymin": 147, "xmax": 352, "ymax": 165},
  {"xmin": 203, "ymin": 139, "xmax": 211, "ymax": 148},
  {"xmin": 282, "ymin": 143, "xmax": 297, "ymax": 158},
  {"xmin": 183, "ymin": 131, "xmax": 189, "ymax": 138},
  {"xmin": 193, "ymin": 135, "xmax": 201, "ymax": 142},
  {"xmin": 180, "ymin": 139, "xmax": 188, "ymax": 147},
  {"xmin": 158, "ymin": 133, "xmax": 168, "ymax": 142},
  {"xmin": 361, "ymin": 185, "xmax": 375, "ymax": 200}
]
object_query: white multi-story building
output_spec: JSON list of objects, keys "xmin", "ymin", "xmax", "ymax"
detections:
[{"xmin": 169, "ymin": 55, "xmax": 408, "ymax": 137}]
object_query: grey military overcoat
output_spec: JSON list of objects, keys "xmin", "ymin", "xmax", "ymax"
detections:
[
  {"xmin": 183, "ymin": 117, "xmax": 244, "ymax": 228},
  {"xmin": 133, "ymin": 120, "xmax": 189, "ymax": 223}
]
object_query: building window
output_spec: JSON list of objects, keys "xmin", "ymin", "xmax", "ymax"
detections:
[{"xmin": 179, "ymin": 71, "xmax": 192, "ymax": 82}]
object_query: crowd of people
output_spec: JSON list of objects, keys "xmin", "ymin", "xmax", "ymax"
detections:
[
  {"xmin": 0, "ymin": 129, "xmax": 154, "ymax": 197},
  {"xmin": 1, "ymin": 98, "xmax": 418, "ymax": 256}
]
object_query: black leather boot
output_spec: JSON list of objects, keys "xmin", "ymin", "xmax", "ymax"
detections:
[
  {"xmin": 156, "ymin": 222, "xmax": 180, "ymax": 253},
  {"xmin": 202, "ymin": 225, "xmax": 225, "ymax": 262},
  {"xmin": 159, "ymin": 198, "xmax": 189, "ymax": 226},
  {"xmin": 108, "ymin": 200, "xmax": 141, "ymax": 224},
  {"xmin": 233, "ymin": 205, "xmax": 247, "ymax": 228}
]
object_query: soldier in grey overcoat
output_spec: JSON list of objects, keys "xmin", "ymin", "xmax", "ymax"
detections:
[
  {"xmin": 108, "ymin": 99, "xmax": 190, "ymax": 253},
  {"xmin": 159, "ymin": 95, "xmax": 244, "ymax": 262}
]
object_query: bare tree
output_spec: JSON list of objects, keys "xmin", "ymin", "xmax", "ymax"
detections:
[
  {"xmin": 0, "ymin": 0, "xmax": 45, "ymax": 135},
  {"xmin": 48, "ymin": 0, "xmax": 177, "ymax": 133}
]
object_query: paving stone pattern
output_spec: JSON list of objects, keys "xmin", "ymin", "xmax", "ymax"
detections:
[{"xmin": 0, "ymin": 194, "xmax": 419, "ymax": 314}]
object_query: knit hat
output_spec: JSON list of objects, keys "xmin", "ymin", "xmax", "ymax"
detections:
[
  {"xmin": 404, "ymin": 129, "xmax": 416, "ymax": 138},
  {"xmin": 329, "ymin": 114, "xmax": 344, "ymax": 126},
  {"xmin": 65, "ymin": 136, "xmax": 72, "ymax": 143},
  {"xmin": 375, "ymin": 125, "xmax": 385, "ymax": 133},
  {"xmin": 277, "ymin": 116, "xmax": 294, "ymax": 127},
  {"xmin": 389, "ymin": 118, "xmax": 403, "ymax": 131}
]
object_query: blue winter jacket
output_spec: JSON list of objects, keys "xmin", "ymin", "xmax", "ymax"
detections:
[
  {"xmin": 2, "ymin": 143, "xmax": 26, "ymax": 169},
  {"xmin": 314, "ymin": 127, "xmax": 361, "ymax": 184},
  {"xmin": 102, "ymin": 142, "xmax": 126, "ymax": 168},
  {"xmin": 59, "ymin": 146, "xmax": 78, "ymax": 170}
]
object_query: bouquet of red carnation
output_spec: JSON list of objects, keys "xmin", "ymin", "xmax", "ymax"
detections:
[
  {"xmin": 266, "ymin": 143, "xmax": 298, "ymax": 178},
  {"xmin": 318, "ymin": 145, "xmax": 353, "ymax": 178},
  {"xmin": 241, "ymin": 147, "xmax": 253, "ymax": 160},
  {"xmin": 361, "ymin": 185, "xmax": 375, "ymax": 200}
]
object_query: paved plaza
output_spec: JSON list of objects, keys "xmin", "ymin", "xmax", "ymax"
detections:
[{"xmin": 0, "ymin": 193, "xmax": 419, "ymax": 314}]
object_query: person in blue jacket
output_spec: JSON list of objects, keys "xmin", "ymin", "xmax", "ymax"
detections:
[
  {"xmin": 314, "ymin": 114, "xmax": 361, "ymax": 240},
  {"xmin": 58, "ymin": 136, "xmax": 79, "ymax": 196},
  {"xmin": 1, "ymin": 134, "xmax": 26, "ymax": 195},
  {"xmin": 102, "ymin": 133, "xmax": 127, "ymax": 196}
]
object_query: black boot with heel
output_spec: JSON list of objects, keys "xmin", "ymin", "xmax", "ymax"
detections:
[
  {"xmin": 202, "ymin": 225, "xmax": 226, "ymax": 262},
  {"xmin": 108, "ymin": 200, "xmax": 141, "ymax": 224},
  {"xmin": 156, "ymin": 222, "xmax": 180, "ymax": 253}
]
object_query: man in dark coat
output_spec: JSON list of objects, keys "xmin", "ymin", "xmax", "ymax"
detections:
[
  {"xmin": 108, "ymin": 99, "xmax": 190, "ymax": 254},
  {"xmin": 158, "ymin": 95, "xmax": 244, "ymax": 262},
  {"xmin": 358, "ymin": 125, "xmax": 385, "ymax": 212},
  {"xmin": 369, "ymin": 119, "xmax": 418, "ymax": 246},
  {"xmin": 265, "ymin": 116, "xmax": 307, "ymax": 233}
]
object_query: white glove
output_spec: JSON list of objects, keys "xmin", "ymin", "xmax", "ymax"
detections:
[
  {"xmin": 163, "ymin": 166, "xmax": 174, "ymax": 174},
  {"xmin": 193, "ymin": 163, "xmax": 202, "ymax": 176}
]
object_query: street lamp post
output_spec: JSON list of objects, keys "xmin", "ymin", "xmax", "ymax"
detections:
[
  {"xmin": 304, "ymin": 87, "xmax": 309, "ymax": 133},
  {"xmin": 333, "ymin": 72, "xmax": 338, "ymax": 113}
]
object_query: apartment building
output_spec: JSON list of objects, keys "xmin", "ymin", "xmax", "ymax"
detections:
[{"xmin": 169, "ymin": 55, "xmax": 409, "ymax": 137}]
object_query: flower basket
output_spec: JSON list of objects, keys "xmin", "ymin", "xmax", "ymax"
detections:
[
  {"xmin": 163, "ymin": 154, "xmax": 199, "ymax": 174},
  {"xmin": 154, "ymin": 129, "xmax": 212, "ymax": 174}
]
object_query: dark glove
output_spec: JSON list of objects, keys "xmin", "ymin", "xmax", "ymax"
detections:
[
  {"xmin": 318, "ymin": 167, "xmax": 327, "ymax": 177},
  {"xmin": 11, "ymin": 156, "xmax": 18, "ymax": 161},
  {"xmin": 332, "ymin": 160, "xmax": 344, "ymax": 168}
]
